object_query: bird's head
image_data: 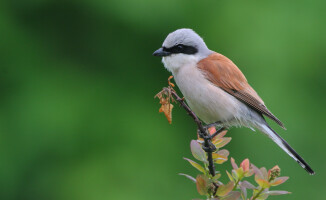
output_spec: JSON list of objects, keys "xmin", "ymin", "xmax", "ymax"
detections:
[{"xmin": 153, "ymin": 28, "xmax": 212, "ymax": 72}]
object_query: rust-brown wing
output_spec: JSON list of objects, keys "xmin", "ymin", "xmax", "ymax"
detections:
[{"xmin": 197, "ymin": 53, "xmax": 285, "ymax": 129}]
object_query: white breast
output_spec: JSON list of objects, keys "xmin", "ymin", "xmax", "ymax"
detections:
[{"xmin": 175, "ymin": 65, "xmax": 240, "ymax": 123}]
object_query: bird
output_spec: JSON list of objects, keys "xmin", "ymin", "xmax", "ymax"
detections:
[{"xmin": 153, "ymin": 28, "xmax": 314, "ymax": 175}]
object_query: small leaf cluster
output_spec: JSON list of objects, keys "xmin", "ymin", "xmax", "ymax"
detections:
[{"xmin": 180, "ymin": 128, "xmax": 290, "ymax": 200}]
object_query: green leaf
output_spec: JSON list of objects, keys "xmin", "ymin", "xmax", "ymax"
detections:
[
  {"xmin": 256, "ymin": 193, "xmax": 269, "ymax": 200},
  {"xmin": 178, "ymin": 173, "xmax": 196, "ymax": 183},
  {"xmin": 212, "ymin": 152, "xmax": 228, "ymax": 164},
  {"xmin": 196, "ymin": 174, "xmax": 209, "ymax": 195},
  {"xmin": 212, "ymin": 173, "xmax": 222, "ymax": 181},
  {"xmin": 191, "ymin": 140, "xmax": 207, "ymax": 162},
  {"xmin": 214, "ymin": 137, "xmax": 232, "ymax": 148},
  {"xmin": 231, "ymin": 169, "xmax": 238, "ymax": 181},
  {"xmin": 183, "ymin": 157, "xmax": 206, "ymax": 173},
  {"xmin": 256, "ymin": 179, "xmax": 270, "ymax": 189},
  {"xmin": 226, "ymin": 171, "xmax": 234, "ymax": 182},
  {"xmin": 235, "ymin": 167, "xmax": 244, "ymax": 179},
  {"xmin": 216, "ymin": 181, "xmax": 235, "ymax": 197}
]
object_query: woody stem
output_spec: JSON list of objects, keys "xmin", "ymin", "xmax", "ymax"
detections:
[{"xmin": 165, "ymin": 87, "xmax": 216, "ymax": 177}]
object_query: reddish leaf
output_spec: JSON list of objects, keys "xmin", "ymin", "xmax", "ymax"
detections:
[
  {"xmin": 196, "ymin": 175, "xmax": 209, "ymax": 195},
  {"xmin": 212, "ymin": 129, "xmax": 228, "ymax": 140},
  {"xmin": 208, "ymin": 127, "xmax": 217, "ymax": 135},
  {"xmin": 216, "ymin": 181, "xmax": 235, "ymax": 197},
  {"xmin": 253, "ymin": 165, "xmax": 265, "ymax": 182},
  {"xmin": 221, "ymin": 191, "xmax": 241, "ymax": 200},
  {"xmin": 231, "ymin": 157, "xmax": 238, "ymax": 170},
  {"xmin": 239, "ymin": 185, "xmax": 247, "ymax": 200},
  {"xmin": 246, "ymin": 165, "xmax": 255, "ymax": 177},
  {"xmin": 260, "ymin": 167, "xmax": 268, "ymax": 180},
  {"xmin": 270, "ymin": 177, "xmax": 289, "ymax": 186},
  {"xmin": 217, "ymin": 149, "xmax": 229, "ymax": 158},
  {"xmin": 240, "ymin": 181, "xmax": 256, "ymax": 189},
  {"xmin": 266, "ymin": 190, "xmax": 291, "ymax": 195},
  {"xmin": 240, "ymin": 159, "xmax": 250, "ymax": 172}
]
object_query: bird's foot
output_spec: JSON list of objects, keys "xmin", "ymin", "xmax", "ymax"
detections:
[
  {"xmin": 197, "ymin": 127, "xmax": 225, "ymax": 153},
  {"xmin": 197, "ymin": 127, "xmax": 226, "ymax": 140},
  {"xmin": 202, "ymin": 141, "xmax": 217, "ymax": 152}
]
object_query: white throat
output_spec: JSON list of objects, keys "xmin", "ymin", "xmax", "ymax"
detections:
[{"xmin": 162, "ymin": 54, "xmax": 202, "ymax": 73}]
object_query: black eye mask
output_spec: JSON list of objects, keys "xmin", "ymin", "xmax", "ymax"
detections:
[{"xmin": 163, "ymin": 44, "xmax": 198, "ymax": 55}]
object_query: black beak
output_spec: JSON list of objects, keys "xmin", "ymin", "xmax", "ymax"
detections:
[{"xmin": 152, "ymin": 48, "xmax": 171, "ymax": 57}]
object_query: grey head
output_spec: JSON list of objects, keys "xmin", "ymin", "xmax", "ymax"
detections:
[{"xmin": 153, "ymin": 28, "xmax": 212, "ymax": 57}]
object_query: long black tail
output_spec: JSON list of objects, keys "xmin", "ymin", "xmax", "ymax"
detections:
[{"xmin": 260, "ymin": 124, "xmax": 315, "ymax": 175}]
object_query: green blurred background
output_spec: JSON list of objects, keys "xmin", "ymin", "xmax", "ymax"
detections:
[{"xmin": 0, "ymin": 0, "xmax": 325, "ymax": 199}]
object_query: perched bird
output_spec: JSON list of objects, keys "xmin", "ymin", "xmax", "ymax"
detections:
[{"xmin": 153, "ymin": 28, "xmax": 314, "ymax": 175}]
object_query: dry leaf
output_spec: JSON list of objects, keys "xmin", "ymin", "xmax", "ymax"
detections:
[
  {"xmin": 159, "ymin": 102, "xmax": 173, "ymax": 124},
  {"xmin": 154, "ymin": 76, "xmax": 177, "ymax": 124},
  {"xmin": 168, "ymin": 75, "xmax": 175, "ymax": 87}
]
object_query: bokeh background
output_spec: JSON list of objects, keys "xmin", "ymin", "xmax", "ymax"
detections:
[{"xmin": 1, "ymin": 0, "xmax": 325, "ymax": 199}]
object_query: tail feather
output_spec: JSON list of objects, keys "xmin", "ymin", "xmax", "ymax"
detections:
[{"xmin": 260, "ymin": 124, "xmax": 315, "ymax": 175}]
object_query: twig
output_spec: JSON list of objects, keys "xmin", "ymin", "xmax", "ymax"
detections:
[{"xmin": 163, "ymin": 87, "xmax": 217, "ymax": 177}]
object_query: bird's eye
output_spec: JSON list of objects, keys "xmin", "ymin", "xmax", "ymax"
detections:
[{"xmin": 177, "ymin": 44, "xmax": 184, "ymax": 50}]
